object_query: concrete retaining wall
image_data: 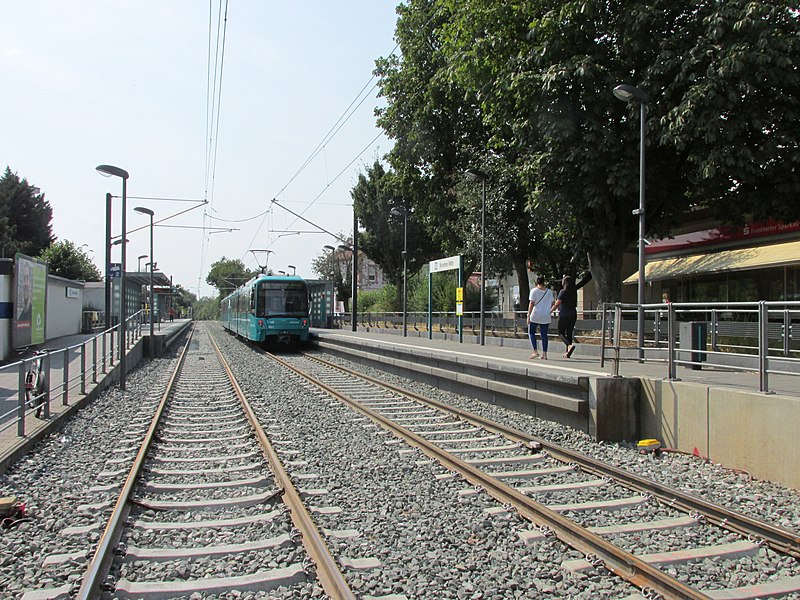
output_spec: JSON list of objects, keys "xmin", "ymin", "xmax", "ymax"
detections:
[{"xmin": 639, "ymin": 378, "xmax": 800, "ymax": 490}]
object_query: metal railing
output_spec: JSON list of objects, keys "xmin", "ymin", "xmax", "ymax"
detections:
[
  {"xmin": 0, "ymin": 311, "xmax": 145, "ymax": 437},
  {"xmin": 599, "ymin": 301, "xmax": 800, "ymax": 393},
  {"xmin": 338, "ymin": 310, "xmax": 606, "ymax": 344}
]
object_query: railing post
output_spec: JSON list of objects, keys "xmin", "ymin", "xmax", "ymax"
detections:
[
  {"xmin": 612, "ymin": 303, "xmax": 622, "ymax": 377},
  {"xmin": 668, "ymin": 302, "xmax": 677, "ymax": 380},
  {"xmin": 758, "ymin": 301, "xmax": 769, "ymax": 393},
  {"xmin": 81, "ymin": 342, "xmax": 87, "ymax": 395},
  {"xmin": 94, "ymin": 336, "xmax": 99, "ymax": 383},
  {"xmin": 62, "ymin": 348, "xmax": 70, "ymax": 406},
  {"xmin": 600, "ymin": 303, "xmax": 607, "ymax": 369},
  {"xmin": 43, "ymin": 352, "xmax": 51, "ymax": 419},
  {"xmin": 783, "ymin": 308, "xmax": 791, "ymax": 356},
  {"xmin": 654, "ymin": 309, "xmax": 661, "ymax": 347},
  {"xmin": 18, "ymin": 361, "xmax": 26, "ymax": 437},
  {"xmin": 711, "ymin": 309, "xmax": 719, "ymax": 351}
]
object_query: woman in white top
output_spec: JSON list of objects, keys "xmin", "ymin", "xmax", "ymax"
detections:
[{"xmin": 526, "ymin": 275, "xmax": 555, "ymax": 359}]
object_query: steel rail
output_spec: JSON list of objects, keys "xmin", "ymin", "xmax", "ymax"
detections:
[
  {"xmin": 77, "ymin": 325, "xmax": 195, "ymax": 599},
  {"xmin": 272, "ymin": 353, "xmax": 707, "ymax": 600},
  {"xmin": 307, "ymin": 354, "xmax": 800, "ymax": 560},
  {"xmin": 208, "ymin": 334, "xmax": 356, "ymax": 600},
  {"xmin": 313, "ymin": 355, "xmax": 800, "ymax": 560}
]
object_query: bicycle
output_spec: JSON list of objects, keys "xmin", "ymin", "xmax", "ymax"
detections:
[{"xmin": 25, "ymin": 350, "xmax": 48, "ymax": 418}]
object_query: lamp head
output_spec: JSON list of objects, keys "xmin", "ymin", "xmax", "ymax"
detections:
[
  {"xmin": 390, "ymin": 207, "xmax": 405, "ymax": 217},
  {"xmin": 323, "ymin": 245, "xmax": 336, "ymax": 252},
  {"xmin": 613, "ymin": 84, "xmax": 649, "ymax": 103},
  {"xmin": 465, "ymin": 168, "xmax": 488, "ymax": 182},
  {"xmin": 96, "ymin": 164, "xmax": 129, "ymax": 179},
  {"xmin": 134, "ymin": 206, "xmax": 154, "ymax": 217}
]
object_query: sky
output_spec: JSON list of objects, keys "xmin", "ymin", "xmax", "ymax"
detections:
[{"xmin": 1, "ymin": 1, "xmax": 399, "ymax": 298}]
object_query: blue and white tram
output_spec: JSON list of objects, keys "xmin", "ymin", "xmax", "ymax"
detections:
[{"xmin": 220, "ymin": 274, "xmax": 310, "ymax": 346}]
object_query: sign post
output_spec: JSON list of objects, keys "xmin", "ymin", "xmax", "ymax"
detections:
[{"xmin": 428, "ymin": 255, "xmax": 464, "ymax": 343}]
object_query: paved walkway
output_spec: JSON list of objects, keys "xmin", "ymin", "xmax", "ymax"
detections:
[
  {"xmin": 314, "ymin": 327, "xmax": 800, "ymax": 398},
  {"xmin": 0, "ymin": 319, "xmax": 191, "ymax": 472}
]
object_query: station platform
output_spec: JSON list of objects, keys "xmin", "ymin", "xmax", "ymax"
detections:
[
  {"xmin": 312, "ymin": 327, "xmax": 800, "ymax": 398},
  {"xmin": 313, "ymin": 327, "xmax": 800, "ymax": 490},
  {"xmin": 0, "ymin": 319, "xmax": 192, "ymax": 474}
]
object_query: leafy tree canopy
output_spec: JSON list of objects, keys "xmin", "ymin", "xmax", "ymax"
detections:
[
  {"xmin": 370, "ymin": 0, "xmax": 800, "ymax": 304},
  {"xmin": 205, "ymin": 257, "xmax": 254, "ymax": 297},
  {"xmin": 0, "ymin": 167, "xmax": 54, "ymax": 258},
  {"xmin": 38, "ymin": 240, "xmax": 101, "ymax": 281}
]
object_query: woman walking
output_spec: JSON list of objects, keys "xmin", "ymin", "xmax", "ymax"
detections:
[
  {"xmin": 552, "ymin": 275, "xmax": 578, "ymax": 358},
  {"xmin": 526, "ymin": 275, "xmax": 554, "ymax": 359}
]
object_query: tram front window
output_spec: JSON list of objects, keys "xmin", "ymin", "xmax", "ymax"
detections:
[{"xmin": 257, "ymin": 282, "xmax": 309, "ymax": 317}]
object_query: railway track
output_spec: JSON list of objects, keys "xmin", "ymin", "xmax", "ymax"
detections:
[
  {"xmin": 61, "ymin": 326, "xmax": 355, "ymax": 599},
  {"xmin": 264, "ymin": 350, "xmax": 800, "ymax": 600}
]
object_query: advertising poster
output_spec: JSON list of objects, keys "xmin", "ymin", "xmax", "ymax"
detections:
[{"xmin": 14, "ymin": 254, "xmax": 47, "ymax": 348}]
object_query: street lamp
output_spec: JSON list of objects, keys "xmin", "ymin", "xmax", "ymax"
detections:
[
  {"xmin": 96, "ymin": 164, "xmax": 129, "ymax": 390},
  {"xmin": 134, "ymin": 206, "xmax": 155, "ymax": 360},
  {"xmin": 390, "ymin": 206, "xmax": 409, "ymax": 337},
  {"xmin": 613, "ymin": 83, "xmax": 649, "ymax": 362},
  {"xmin": 278, "ymin": 270, "xmax": 286, "ymax": 275},
  {"xmin": 465, "ymin": 167, "xmax": 488, "ymax": 346},
  {"xmin": 323, "ymin": 245, "xmax": 337, "ymax": 324},
  {"xmin": 138, "ymin": 254, "xmax": 148, "ymax": 272},
  {"xmin": 287, "ymin": 264, "xmax": 296, "ymax": 276}
]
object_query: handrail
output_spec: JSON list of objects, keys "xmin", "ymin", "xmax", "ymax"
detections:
[
  {"xmin": 599, "ymin": 301, "xmax": 799, "ymax": 394},
  {"xmin": 0, "ymin": 311, "xmax": 148, "ymax": 435}
]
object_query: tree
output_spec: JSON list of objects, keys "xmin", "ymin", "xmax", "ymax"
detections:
[
  {"xmin": 171, "ymin": 284, "xmax": 196, "ymax": 317},
  {"xmin": 311, "ymin": 233, "xmax": 354, "ymax": 310},
  {"xmin": 38, "ymin": 240, "xmax": 101, "ymax": 281},
  {"xmin": 373, "ymin": 1, "xmax": 566, "ymax": 308},
  {"xmin": 374, "ymin": 0, "xmax": 800, "ymax": 306},
  {"xmin": 205, "ymin": 257, "xmax": 254, "ymax": 296},
  {"xmin": 192, "ymin": 296, "xmax": 220, "ymax": 320},
  {"xmin": 0, "ymin": 167, "xmax": 54, "ymax": 258}
]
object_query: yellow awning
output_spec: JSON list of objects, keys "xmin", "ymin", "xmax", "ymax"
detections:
[{"xmin": 624, "ymin": 239, "xmax": 800, "ymax": 284}]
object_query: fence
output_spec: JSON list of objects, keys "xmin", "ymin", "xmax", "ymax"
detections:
[
  {"xmin": 600, "ymin": 301, "xmax": 800, "ymax": 393},
  {"xmin": 0, "ymin": 311, "xmax": 145, "ymax": 437}
]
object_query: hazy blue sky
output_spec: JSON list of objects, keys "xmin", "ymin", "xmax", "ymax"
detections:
[{"xmin": 2, "ymin": 1, "xmax": 399, "ymax": 297}]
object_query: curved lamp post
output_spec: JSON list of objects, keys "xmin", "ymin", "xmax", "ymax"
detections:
[
  {"xmin": 287, "ymin": 264, "xmax": 296, "ymax": 276},
  {"xmin": 465, "ymin": 168, "xmax": 488, "ymax": 346},
  {"xmin": 390, "ymin": 206, "xmax": 409, "ymax": 337},
  {"xmin": 138, "ymin": 254, "xmax": 148, "ymax": 272},
  {"xmin": 613, "ymin": 84, "xmax": 649, "ymax": 362},
  {"xmin": 134, "ymin": 206, "xmax": 155, "ymax": 359},
  {"xmin": 96, "ymin": 164, "xmax": 129, "ymax": 390}
]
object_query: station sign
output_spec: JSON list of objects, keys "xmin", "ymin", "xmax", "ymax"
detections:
[
  {"xmin": 108, "ymin": 263, "xmax": 122, "ymax": 278},
  {"xmin": 430, "ymin": 255, "xmax": 460, "ymax": 273}
]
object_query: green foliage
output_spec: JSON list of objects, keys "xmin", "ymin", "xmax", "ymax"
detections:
[
  {"xmin": 311, "ymin": 236, "xmax": 353, "ymax": 309},
  {"xmin": 205, "ymin": 257, "xmax": 255, "ymax": 297},
  {"xmin": 192, "ymin": 296, "xmax": 220, "ymax": 320},
  {"xmin": 370, "ymin": 0, "xmax": 800, "ymax": 305},
  {"xmin": 357, "ymin": 286, "xmax": 396, "ymax": 313},
  {"xmin": 172, "ymin": 284, "xmax": 196, "ymax": 316},
  {"xmin": 38, "ymin": 240, "xmax": 102, "ymax": 281},
  {"xmin": 0, "ymin": 167, "xmax": 54, "ymax": 258}
]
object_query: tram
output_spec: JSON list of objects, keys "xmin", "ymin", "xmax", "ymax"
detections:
[{"xmin": 220, "ymin": 274, "xmax": 310, "ymax": 346}]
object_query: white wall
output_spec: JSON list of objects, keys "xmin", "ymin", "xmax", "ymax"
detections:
[{"xmin": 45, "ymin": 276, "xmax": 83, "ymax": 340}]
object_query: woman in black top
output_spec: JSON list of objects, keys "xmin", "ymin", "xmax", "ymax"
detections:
[{"xmin": 552, "ymin": 275, "xmax": 578, "ymax": 358}]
